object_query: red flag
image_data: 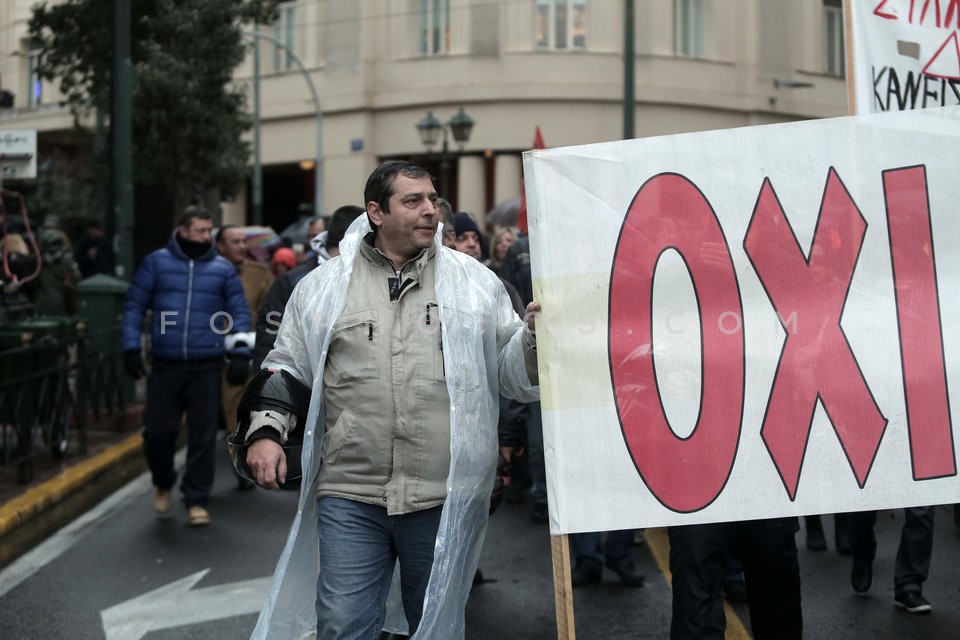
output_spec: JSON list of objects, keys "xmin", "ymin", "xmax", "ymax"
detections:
[
  {"xmin": 532, "ymin": 125, "xmax": 545, "ymax": 151},
  {"xmin": 518, "ymin": 126, "xmax": 546, "ymax": 234}
]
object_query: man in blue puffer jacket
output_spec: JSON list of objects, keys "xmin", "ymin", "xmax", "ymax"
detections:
[{"xmin": 122, "ymin": 205, "xmax": 252, "ymax": 527}]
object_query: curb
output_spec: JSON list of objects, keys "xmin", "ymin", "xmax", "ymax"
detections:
[{"xmin": 0, "ymin": 433, "xmax": 143, "ymax": 538}]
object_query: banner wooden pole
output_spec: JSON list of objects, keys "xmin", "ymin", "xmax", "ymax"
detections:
[
  {"xmin": 551, "ymin": 534, "xmax": 576, "ymax": 639},
  {"xmin": 843, "ymin": 0, "xmax": 857, "ymax": 115}
]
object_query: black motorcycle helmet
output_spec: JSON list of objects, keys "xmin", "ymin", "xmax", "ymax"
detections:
[{"xmin": 226, "ymin": 368, "xmax": 312, "ymax": 490}]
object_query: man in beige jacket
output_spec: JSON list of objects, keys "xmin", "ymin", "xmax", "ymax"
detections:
[{"xmin": 243, "ymin": 161, "xmax": 540, "ymax": 639}]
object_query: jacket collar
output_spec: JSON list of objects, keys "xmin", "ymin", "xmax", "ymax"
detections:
[{"xmin": 358, "ymin": 231, "xmax": 435, "ymax": 278}]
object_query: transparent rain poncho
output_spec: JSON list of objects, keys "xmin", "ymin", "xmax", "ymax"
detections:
[{"xmin": 253, "ymin": 214, "xmax": 539, "ymax": 639}]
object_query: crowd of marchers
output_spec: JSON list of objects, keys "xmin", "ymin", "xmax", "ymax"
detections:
[{"xmin": 119, "ymin": 161, "xmax": 951, "ymax": 640}]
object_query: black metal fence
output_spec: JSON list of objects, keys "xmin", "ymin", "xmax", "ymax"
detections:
[{"xmin": 0, "ymin": 320, "xmax": 128, "ymax": 484}]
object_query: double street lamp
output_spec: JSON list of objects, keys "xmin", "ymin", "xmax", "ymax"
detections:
[{"xmin": 415, "ymin": 107, "xmax": 475, "ymax": 198}]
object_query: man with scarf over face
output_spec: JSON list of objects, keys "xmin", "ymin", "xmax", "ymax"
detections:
[{"xmin": 122, "ymin": 205, "xmax": 252, "ymax": 527}]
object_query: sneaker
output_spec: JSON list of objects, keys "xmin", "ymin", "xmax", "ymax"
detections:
[
  {"xmin": 851, "ymin": 563, "xmax": 872, "ymax": 594},
  {"xmin": 609, "ymin": 559, "xmax": 645, "ymax": 587},
  {"xmin": 154, "ymin": 489, "xmax": 172, "ymax": 515},
  {"xmin": 188, "ymin": 505, "xmax": 211, "ymax": 527},
  {"xmin": 570, "ymin": 560, "xmax": 602, "ymax": 588},
  {"xmin": 895, "ymin": 591, "xmax": 931, "ymax": 613}
]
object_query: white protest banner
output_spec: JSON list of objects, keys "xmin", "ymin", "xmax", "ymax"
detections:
[
  {"xmin": 524, "ymin": 106, "xmax": 960, "ymax": 535},
  {"xmin": 849, "ymin": 0, "xmax": 960, "ymax": 113}
]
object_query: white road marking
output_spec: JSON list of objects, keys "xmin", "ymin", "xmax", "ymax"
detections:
[
  {"xmin": 100, "ymin": 569, "xmax": 271, "ymax": 640},
  {"xmin": 0, "ymin": 449, "xmax": 186, "ymax": 598}
]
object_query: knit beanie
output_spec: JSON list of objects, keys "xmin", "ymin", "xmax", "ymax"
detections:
[{"xmin": 453, "ymin": 212, "xmax": 480, "ymax": 237}]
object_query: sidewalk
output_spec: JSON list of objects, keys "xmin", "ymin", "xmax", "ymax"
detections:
[{"xmin": 0, "ymin": 405, "xmax": 145, "ymax": 569}]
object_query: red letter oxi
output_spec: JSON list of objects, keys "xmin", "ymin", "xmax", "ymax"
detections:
[
  {"xmin": 883, "ymin": 165, "xmax": 956, "ymax": 480},
  {"xmin": 744, "ymin": 169, "xmax": 887, "ymax": 500},
  {"xmin": 609, "ymin": 173, "xmax": 744, "ymax": 513}
]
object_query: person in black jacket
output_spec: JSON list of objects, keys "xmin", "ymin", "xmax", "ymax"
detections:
[{"xmin": 254, "ymin": 205, "xmax": 363, "ymax": 369}]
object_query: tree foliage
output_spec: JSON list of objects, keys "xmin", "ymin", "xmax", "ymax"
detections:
[
  {"xmin": 26, "ymin": 149, "xmax": 96, "ymax": 233},
  {"xmin": 28, "ymin": 0, "xmax": 279, "ymax": 205}
]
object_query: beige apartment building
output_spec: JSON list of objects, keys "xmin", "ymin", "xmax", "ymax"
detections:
[{"xmin": 0, "ymin": 0, "xmax": 848, "ymax": 234}]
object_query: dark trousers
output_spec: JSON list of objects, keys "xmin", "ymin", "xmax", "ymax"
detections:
[
  {"xmin": 569, "ymin": 529, "xmax": 636, "ymax": 571},
  {"xmin": 668, "ymin": 518, "xmax": 802, "ymax": 640},
  {"xmin": 526, "ymin": 402, "xmax": 547, "ymax": 507},
  {"xmin": 847, "ymin": 506, "xmax": 935, "ymax": 596},
  {"xmin": 142, "ymin": 359, "xmax": 222, "ymax": 507}
]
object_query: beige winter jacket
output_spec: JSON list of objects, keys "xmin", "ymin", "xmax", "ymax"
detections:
[
  {"xmin": 316, "ymin": 238, "xmax": 451, "ymax": 514},
  {"xmin": 253, "ymin": 216, "xmax": 539, "ymax": 639}
]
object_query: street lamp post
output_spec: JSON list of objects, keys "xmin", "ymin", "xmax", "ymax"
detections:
[
  {"xmin": 243, "ymin": 30, "xmax": 324, "ymax": 225},
  {"xmin": 416, "ymin": 107, "xmax": 475, "ymax": 199}
]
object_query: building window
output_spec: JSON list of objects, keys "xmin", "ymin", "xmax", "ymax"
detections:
[
  {"xmin": 419, "ymin": 0, "xmax": 450, "ymax": 56},
  {"xmin": 536, "ymin": 0, "xmax": 587, "ymax": 50},
  {"xmin": 27, "ymin": 46, "xmax": 42, "ymax": 108},
  {"xmin": 273, "ymin": 2, "xmax": 297, "ymax": 71},
  {"xmin": 824, "ymin": 0, "xmax": 845, "ymax": 77},
  {"xmin": 674, "ymin": 0, "xmax": 704, "ymax": 58}
]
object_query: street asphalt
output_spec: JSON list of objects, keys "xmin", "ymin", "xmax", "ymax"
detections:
[{"xmin": 2, "ymin": 432, "xmax": 960, "ymax": 638}]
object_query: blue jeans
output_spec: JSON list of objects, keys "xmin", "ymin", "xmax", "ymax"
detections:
[
  {"xmin": 569, "ymin": 529, "xmax": 636, "ymax": 571},
  {"xmin": 315, "ymin": 497, "xmax": 443, "ymax": 640}
]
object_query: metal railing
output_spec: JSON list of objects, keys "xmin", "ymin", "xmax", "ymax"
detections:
[{"xmin": 0, "ymin": 321, "xmax": 128, "ymax": 484}]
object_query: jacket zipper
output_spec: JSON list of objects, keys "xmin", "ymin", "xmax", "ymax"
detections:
[
  {"xmin": 182, "ymin": 259, "xmax": 194, "ymax": 359},
  {"xmin": 389, "ymin": 261, "xmax": 403, "ymax": 301}
]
